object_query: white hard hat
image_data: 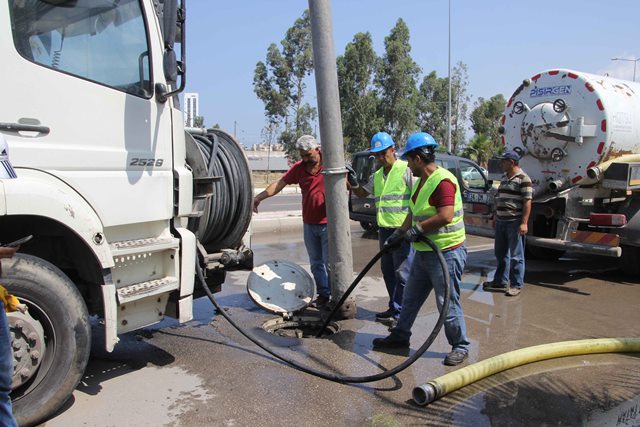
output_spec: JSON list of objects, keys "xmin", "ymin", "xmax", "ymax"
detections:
[{"xmin": 0, "ymin": 134, "xmax": 17, "ymax": 179}]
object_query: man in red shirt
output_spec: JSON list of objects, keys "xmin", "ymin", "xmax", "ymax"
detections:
[{"xmin": 253, "ymin": 135, "xmax": 330, "ymax": 307}]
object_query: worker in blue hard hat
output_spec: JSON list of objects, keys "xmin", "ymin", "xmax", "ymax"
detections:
[
  {"xmin": 372, "ymin": 132, "xmax": 470, "ymax": 366},
  {"xmin": 348, "ymin": 132, "xmax": 415, "ymax": 326}
]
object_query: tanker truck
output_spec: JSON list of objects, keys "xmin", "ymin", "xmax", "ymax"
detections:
[
  {"xmin": 0, "ymin": 1, "xmax": 253, "ymax": 425},
  {"xmin": 489, "ymin": 69, "xmax": 640, "ymax": 276}
]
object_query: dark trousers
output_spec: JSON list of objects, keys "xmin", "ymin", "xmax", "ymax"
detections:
[{"xmin": 378, "ymin": 227, "xmax": 414, "ymax": 314}]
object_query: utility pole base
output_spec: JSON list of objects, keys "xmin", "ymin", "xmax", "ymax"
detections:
[{"xmin": 331, "ymin": 300, "xmax": 357, "ymax": 320}]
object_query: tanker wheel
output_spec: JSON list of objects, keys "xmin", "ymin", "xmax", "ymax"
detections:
[
  {"xmin": 620, "ymin": 245, "xmax": 640, "ymax": 277},
  {"xmin": 4, "ymin": 254, "xmax": 91, "ymax": 427},
  {"xmin": 525, "ymin": 244, "xmax": 565, "ymax": 261}
]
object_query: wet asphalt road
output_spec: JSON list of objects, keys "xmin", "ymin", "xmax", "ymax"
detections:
[{"xmin": 46, "ymin": 224, "xmax": 640, "ymax": 427}]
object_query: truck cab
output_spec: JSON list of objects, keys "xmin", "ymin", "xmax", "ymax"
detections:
[{"xmin": 0, "ymin": 1, "xmax": 253, "ymax": 425}]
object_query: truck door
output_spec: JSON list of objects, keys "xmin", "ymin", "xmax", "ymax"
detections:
[
  {"xmin": 458, "ymin": 159, "xmax": 495, "ymax": 236},
  {"xmin": 1, "ymin": 0, "xmax": 174, "ymax": 227}
]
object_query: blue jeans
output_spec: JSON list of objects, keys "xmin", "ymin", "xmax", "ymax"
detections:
[
  {"xmin": 493, "ymin": 219, "xmax": 525, "ymax": 289},
  {"xmin": 378, "ymin": 228, "xmax": 414, "ymax": 314},
  {"xmin": 0, "ymin": 309, "xmax": 17, "ymax": 427},
  {"xmin": 393, "ymin": 245, "xmax": 470, "ymax": 352},
  {"xmin": 303, "ymin": 223, "xmax": 330, "ymax": 298}
]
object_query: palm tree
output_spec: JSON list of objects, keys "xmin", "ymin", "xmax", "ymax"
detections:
[{"xmin": 462, "ymin": 134, "xmax": 498, "ymax": 167}]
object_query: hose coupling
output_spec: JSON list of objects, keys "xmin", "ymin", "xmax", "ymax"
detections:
[{"xmin": 412, "ymin": 383, "xmax": 438, "ymax": 406}]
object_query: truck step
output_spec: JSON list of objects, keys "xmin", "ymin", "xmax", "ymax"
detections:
[
  {"xmin": 110, "ymin": 237, "xmax": 179, "ymax": 257},
  {"xmin": 116, "ymin": 276, "xmax": 179, "ymax": 304}
]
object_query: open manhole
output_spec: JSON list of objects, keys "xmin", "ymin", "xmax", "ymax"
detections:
[{"xmin": 262, "ymin": 316, "xmax": 339, "ymax": 338}]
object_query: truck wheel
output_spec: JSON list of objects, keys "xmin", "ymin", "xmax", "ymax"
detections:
[
  {"xmin": 620, "ymin": 245, "xmax": 640, "ymax": 276},
  {"xmin": 3, "ymin": 254, "xmax": 91, "ymax": 427},
  {"xmin": 360, "ymin": 221, "xmax": 378, "ymax": 232},
  {"xmin": 525, "ymin": 244, "xmax": 565, "ymax": 261}
]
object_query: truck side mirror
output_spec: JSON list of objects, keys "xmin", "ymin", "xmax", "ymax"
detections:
[{"xmin": 155, "ymin": 0, "xmax": 186, "ymax": 103}]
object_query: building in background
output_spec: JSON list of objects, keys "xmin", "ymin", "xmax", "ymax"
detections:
[{"xmin": 183, "ymin": 93, "xmax": 199, "ymax": 127}]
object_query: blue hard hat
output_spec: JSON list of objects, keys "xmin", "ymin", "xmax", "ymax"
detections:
[
  {"xmin": 370, "ymin": 132, "xmax": 394, "ymax": 153},
  {"xmin": 401, "ymin": 132, "xmax": 438, "ymax": 160}
]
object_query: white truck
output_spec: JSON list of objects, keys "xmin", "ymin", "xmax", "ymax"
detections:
[
  {"xmin": 484, "ymin": 69, "xmax": 640, "ymax": 275},
  {"xmin": 1, "ymin": 1, "xmax": 253, "ymax": 425}
]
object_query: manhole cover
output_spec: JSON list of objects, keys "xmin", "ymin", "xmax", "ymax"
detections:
[
  {"xmin": 262, "ymin": 316, "xmax": 339, "ymax": 339},
  {"xmin": 247, "ymin": 260, "xmax": 315, "ymax": 316}
]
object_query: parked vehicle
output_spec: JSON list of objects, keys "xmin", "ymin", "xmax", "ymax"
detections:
[
  {"xmin": 348, "ymin": 151, "xmax": 492, "ymax": 234},
  {"xmin": 1, "ymin": 1, "xmax": 252, "ymax": 425},
  {"xmin": 489, "ymin": 68, "xmax": 640, "ymax": 275}
]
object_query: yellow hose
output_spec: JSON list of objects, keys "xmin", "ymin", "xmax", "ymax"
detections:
[{"xmin": 412, "ymin": 337, "xmax": 640, "ymax": 405}]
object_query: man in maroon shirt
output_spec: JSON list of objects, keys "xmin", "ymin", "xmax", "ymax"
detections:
[
  {"xmin": 373, "ymin": 132, "xmax": 469, "ymax": 366},
  {"xmin": 253, "ymin": 135, "xmax": 331, "ymax": 307}
]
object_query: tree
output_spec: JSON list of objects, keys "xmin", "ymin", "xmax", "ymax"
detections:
[
  {"xmin": 253, "ymin": 10, "xmax": 317, "ymax": 159},
  {"xmin": 337, "ymin": 32, "xmax": 383, "ymax": 154},
  {"xmin": 450, "ymin": 61, "xmax": 471, "ymax": 154},
  {"xmin": 470, "ymin": 94, "xmax": 506, "ymax": 145},
  {"xmin": 376, "ymin": 18, "xmax": 421, "ymax": 146},
  {"xmin": 461, "ymin": 134, "xmax": 493, "ymax": 167},
  {"xmin": 417, "ymin": 71, "xmax": 449, "ymax": 144},
  {"xmin": 193, "ymin": 116, "xmax": 205, "ymax": 128}
]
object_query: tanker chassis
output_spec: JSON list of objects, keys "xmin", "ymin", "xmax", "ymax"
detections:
[
  {"xmin": 490, "ymin": 69, "xmax": 640, "ymax": 276},
  {"xmin": 1, "ymin": 1, "xmax": 253, "ymax": 425}
]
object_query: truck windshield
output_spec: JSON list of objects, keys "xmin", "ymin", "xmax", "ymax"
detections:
[{"xmin": 9, "ymin": 0, "xmax": 152, "ymax": 98}]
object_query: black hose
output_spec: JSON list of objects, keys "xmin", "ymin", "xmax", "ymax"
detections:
[
  {"xmin": 196, "ymin": 236, "xmax": 451, "ymax": 384},
  {"xmin": 191, "ymin": 129, "xmax": 253, "ymax": 251}
]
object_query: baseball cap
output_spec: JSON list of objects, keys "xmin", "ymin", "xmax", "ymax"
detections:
[
  {"xmin": 499, "ymin": 150, "xmax": 520, "ymax": 162},
  {"xmin": 0, "ymin": 134, "xmax": 17, "ymax": 179}
]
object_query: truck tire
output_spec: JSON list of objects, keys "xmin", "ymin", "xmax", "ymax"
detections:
[
  {"xmin": 3, "ymin": 254, "xmax": 91, "ymax": 427},
  {"xmin": 620, "ymin": 245, "xmax": 640, "ymax": 276},
  {"xmin": 525, "ymin": 244, "xmax": 565, "ymax": 261}
]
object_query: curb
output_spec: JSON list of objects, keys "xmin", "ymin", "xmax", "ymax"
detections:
[
  {"xmin": 253, "ymin": 186, "xmax": 300, "ymax": 195},
  {"xmin": 251, "ymin": 210, "xmax": 303, "ymax": 234}
]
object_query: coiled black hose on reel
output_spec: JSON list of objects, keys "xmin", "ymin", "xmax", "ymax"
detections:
[
  {"xmin": 187, "ymin": 129, "xmax": 253, "ymax": 251},
  {"xmin": 197, "ymin": 236, "xmax": 452, "ymax": 384}
]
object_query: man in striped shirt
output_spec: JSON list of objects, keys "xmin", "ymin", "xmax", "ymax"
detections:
[{"xmin": 483, "ymin": 150, "xmax": 532, "ymax": 296}]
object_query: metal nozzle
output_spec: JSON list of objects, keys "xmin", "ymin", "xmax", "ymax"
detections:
[
  {"xmin": 587, "ymin": 166, "xmax": 602, "ymax": 181},
  {"xmin": 412, "ymin": 383, "xmax": 437, "ymax": 406},
  {"xmin": 548, "ymin": 179, "xmax": 565, "ymax": 192}
]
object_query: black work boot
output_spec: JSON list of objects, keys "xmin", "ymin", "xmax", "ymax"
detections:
[
  {"xmin": 375, "ymin": 307, "xmax": 396, "ymax": 319},
  {"xmin": 482, "ymin": 281, "xmax": 508, "ymax": 292},
  {"xmin": 372, "ymin": 334, "xmax": 409, "ymax": 349}
]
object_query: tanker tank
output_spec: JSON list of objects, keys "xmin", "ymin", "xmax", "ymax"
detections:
[{"xmin": 500, "ymin": 69, "xmax": 640, "ymax": 197}]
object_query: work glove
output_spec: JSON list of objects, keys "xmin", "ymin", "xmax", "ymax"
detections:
[
  {"xmin": 384, "ymin": 229, "xmax": 405, "ymax": 251},
  {"xmin": 0, "ymin": 285, "xmax": 26, "ymax": 313},
  {"xmin": 345, "ymin": 165, "xmax": 359, "ymax": 188},
  {"xmin": 404, "ymin": 224, "xmax": 424, "ymax": 243}
]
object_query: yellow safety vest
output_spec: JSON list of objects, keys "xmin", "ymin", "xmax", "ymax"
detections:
[
  {"xmin": 373, "ymin": 160, "xmax": 411, "ymax": 228},
  {"xmin": 410, "ymin": 167, "xmax": 465, "ymax": 251}
]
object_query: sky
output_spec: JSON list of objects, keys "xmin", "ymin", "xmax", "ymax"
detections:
[{"xmin": 184, "ymin": 0, "xmax": 640, "ymax": 147}]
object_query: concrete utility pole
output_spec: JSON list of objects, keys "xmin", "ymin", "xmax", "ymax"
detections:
[
  {"xmin": 308, "ymin": 0, "xmax": 356, "ymax": 319},
  {"xmin": 446, "ymin": 0, "xmax": 452, "ymax": 153}
]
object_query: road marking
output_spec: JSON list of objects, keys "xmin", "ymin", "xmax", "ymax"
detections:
[{"xmin": 467, "ymin": 243, "xmax": 494, "ymax": 253}]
